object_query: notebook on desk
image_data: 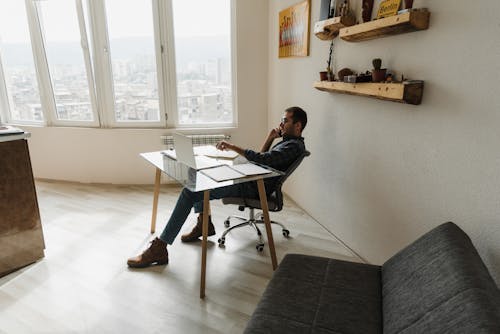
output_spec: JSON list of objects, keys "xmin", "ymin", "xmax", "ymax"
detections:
[{"xmin": 163, "ymin": 133, "xmax": 226, "ymax": 170}]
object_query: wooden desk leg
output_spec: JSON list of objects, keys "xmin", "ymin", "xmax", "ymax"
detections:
[
  {"xmin": 150, "ymin": 168, "xmax": 162, "ymax": 234},
  {"xmin": 200, "ymin": 190, "xmax": 210, "ymax": 299},
  {"xmin": 257, "ymin": 179, "xmax": 278, "ymax": 270}
]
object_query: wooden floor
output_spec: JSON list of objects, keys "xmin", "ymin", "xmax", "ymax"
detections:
[{"xmin": 0, "ymin": 180, "xmax": 361, "ymax": 334}]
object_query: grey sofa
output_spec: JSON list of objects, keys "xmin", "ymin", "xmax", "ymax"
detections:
[{"xmin": 244, "ymin": 222, "xmax": 500, "ymax": 333}]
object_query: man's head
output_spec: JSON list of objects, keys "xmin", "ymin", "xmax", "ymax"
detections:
[{"xmin": 280, "ymin": 106, "xmax": 307, "ymax": 137}]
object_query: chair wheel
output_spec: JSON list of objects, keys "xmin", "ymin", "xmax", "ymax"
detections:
[
  {"xmin": 224, "ymin": 220, "xmax": 230, "ymax": 228},
  {"xmin": 282, "ymin": 229, "xmax": 290, "ymax": 238},
  {"xmin": 256, "ymin": 244, "xmax": 264, "ymax": 252},
  {"xmin": 218, "ymin": 237, "xmax": 225, "ymax": 246}
]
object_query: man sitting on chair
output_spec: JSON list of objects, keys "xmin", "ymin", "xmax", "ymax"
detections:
[{"xmin": 127, "ymin": 106, "xmax": 307, "ymax": 268}]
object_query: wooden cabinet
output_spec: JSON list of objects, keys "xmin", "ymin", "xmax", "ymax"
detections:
[{"xmin": 0, "ymin": 135, "xmax": 45, "ymax": 277}]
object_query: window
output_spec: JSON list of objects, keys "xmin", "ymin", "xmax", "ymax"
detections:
[
  {"xmin": 0, "ymin": 1, "xmax": 43, "ymax": 124},
  {"xmin": 105, "ymin": 0, "xmax": 161, "ymax": 123},
  {"xmin": 37, "ymin": 0, "xmax": 98, "ymax": 124},
  {"xmin": 172, "ymin": 0, "xmax": 233, "ymax": 126},
  {"xmin": 0, "ymin": 0, "xmax": 234, "ymax": 128}
]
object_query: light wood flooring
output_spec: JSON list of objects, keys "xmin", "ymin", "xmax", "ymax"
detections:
[{"xmin": 0, "ymin": 180, "xmax": 361, "ymax": 334}]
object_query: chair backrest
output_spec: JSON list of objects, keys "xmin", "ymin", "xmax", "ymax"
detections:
[{"xmin": 271, "ymin": 150, "xmax": 310, "ymax": 211}]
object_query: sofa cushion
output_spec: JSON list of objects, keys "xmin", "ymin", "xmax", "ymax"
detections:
[
  {"xmin": 244, "ymin": 254, "xmax": 382, "ymax": 334},
  {"xmin": 382, "ymin": 222, "xmax": 500, "ymax": 334}
]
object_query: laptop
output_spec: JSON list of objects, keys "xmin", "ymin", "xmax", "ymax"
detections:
[{"xmin": 167, "ymin": 133, "xmax": 225, "ymax": 170}]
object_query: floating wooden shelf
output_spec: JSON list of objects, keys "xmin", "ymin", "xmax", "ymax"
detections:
[
  {"xmin": 314, "ymin": 15, "xmax": 356, "ymax": 40},
  {"xmin": 313, "ymin": 80, "xmax": 424, "ymax": 105},
  {"xmin": 339, "ymin": 9, "xmax": 430, "ymax": 42}
]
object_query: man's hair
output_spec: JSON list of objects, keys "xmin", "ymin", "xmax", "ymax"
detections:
[{"xmin": 286, "ymin": 106, "xmax": 307, "ymax": 131}]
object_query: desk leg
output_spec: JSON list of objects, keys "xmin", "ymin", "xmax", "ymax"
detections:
[
  {"xmin": 150, "ymin": 168, "xmax": 161, "ymax": 234},
  {"xmin": 257, "ymin": 179, "xmax": 278, "ymax": 270},
  {"xmin": 200, "ymin": 190, "xmax": 210, "ymax": 299}
]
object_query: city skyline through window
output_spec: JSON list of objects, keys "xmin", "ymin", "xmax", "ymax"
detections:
[
  {"xmin": 38, "ymin": 0, "xmax": 95, "ymax": 122},
  {"xmin": 172, "ymin": 0, "xmax": 232, "ymax": 125},
  {"xmin": 0, "ymin": 1, "xmax": 43, "ymax": 122},
  {"xmin": 0, "ymin": 0, "xmax": 234, "ymax": 128}
]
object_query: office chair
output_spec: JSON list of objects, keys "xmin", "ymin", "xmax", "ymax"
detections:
[{"xmin": 217, "ymin": 150, "xmax": 310, "ymax": 251}]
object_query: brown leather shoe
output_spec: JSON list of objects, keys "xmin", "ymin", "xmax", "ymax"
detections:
[
  {"xmin": 181, "ymin": 215, "xmax": 216, "ymax": 243},
  {"xmin": 127, "ymin": 237, "xmax": 168, "ymax": 268}
]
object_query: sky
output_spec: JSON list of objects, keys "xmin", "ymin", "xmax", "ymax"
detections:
[{"xmin": 0, "ymin": 0, "xmax": 230, "ymax": 44}]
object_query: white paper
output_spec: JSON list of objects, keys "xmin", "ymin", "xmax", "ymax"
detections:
[
  {"xmin": 230, "ymin": 163, "xmax": 272, "ymax": 176},
  {"xmin": 194, "ymin": 145, "xmax": 239, "ymax": 159},
  {"xmin": 161, "ymin": 149, "xmax": 177, "ymax": 160},
  {"xmin": 201, "ymin": 165, "xmax": 246, "ymax": 182},
  {"xmin": 0, "ymin": 125, "xmax": 24, "ymax": 135}
]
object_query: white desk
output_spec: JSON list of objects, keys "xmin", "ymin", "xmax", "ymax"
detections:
[{"xmin": 141, "ymin": 151, "xmax": 282, "ymax": 298}]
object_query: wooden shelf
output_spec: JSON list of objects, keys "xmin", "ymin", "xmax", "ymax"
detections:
[
  {"xmin": 313, "ymin": 81, "xmax": 424, "ymax": 105},
  {"xmin": 314, "ymin": 15, "xmax": 356, "ymax": 40},
  {"xmin": 339, "ymin": 9, "xmax": 430, "ymax": 42}
]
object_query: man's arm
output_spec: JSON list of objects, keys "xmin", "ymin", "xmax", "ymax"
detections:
[
  {"xmin": 216, "ymin": 127, "xmax": 281, "ymax": 155},
  {"xmin": 216, "ymin": 140, "xmax": 245, "ymax": 156},
  {"xmin": 260, "ymin": 128, "xmax": 281, "ymax": 152}
]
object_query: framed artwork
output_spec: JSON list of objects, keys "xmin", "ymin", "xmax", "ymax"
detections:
[{"xmin": 279, "ymin": 0, "xmax": 310, "ymax": 58}]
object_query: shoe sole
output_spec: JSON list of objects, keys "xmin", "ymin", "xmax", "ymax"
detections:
[
  {"xmin": 181, "ymin": 230, "xmax": 216, "ymax": 243},
  {"xmin": 127, "ymin": 260, "xmax": 168, "ymax": 268}
]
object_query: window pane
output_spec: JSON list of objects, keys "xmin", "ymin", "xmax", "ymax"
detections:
[
  {"xmin": 105, "ymin": 0, "xmax": 160, "ymax": 122},
  {"xmin": 172, "ymin": 0, "xmax": 232, "ymax": 125},
  {"xmin": 38, "ymin": 0, "xmax": 94, "ymax": 121},
  {"xmin": 0, "ymin": 1, "xmax": 43, "ymax": 122}
]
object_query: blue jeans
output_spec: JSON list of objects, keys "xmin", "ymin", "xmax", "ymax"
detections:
[{"xmin": 159, "ymin": 182, "xmax": 259, "ymax": 244}]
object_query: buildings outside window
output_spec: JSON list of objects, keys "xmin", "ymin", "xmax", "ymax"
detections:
[{"xmin": 0, "ymin": 0, "xmax": 234, "ymax": 128}]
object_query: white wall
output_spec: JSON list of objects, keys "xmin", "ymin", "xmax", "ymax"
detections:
[
  {"xmin": 269, "ymin": 0, "xmax": 500, "ymax": 284},
  {"xmin": 24, "ymin": 0, "xmax": 269, "ymax": 184}
]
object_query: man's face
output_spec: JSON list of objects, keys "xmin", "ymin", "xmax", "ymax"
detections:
[{"xmin": 279, "ymin": 111, "xmax": 299, "ymax": 137}]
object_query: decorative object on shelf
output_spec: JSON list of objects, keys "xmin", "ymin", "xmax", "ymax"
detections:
[
  {"xmin": 326, "ymin": 39, "xmax": 335, "ymax": 81},
  {"xmin": 319, "ymin": 71, "xmax": 329, "ymax": 81},
  {"xmin": 329, "ymin": 0, "xmax": 337, "ymax": 18},
  {"xmin": 339, "ymin": 0, "xmax": 351, "ymax": 17},
  {"xmin": 356, "ymin": 72, "xmax": 372, "ymax": 82},
  {"xmin": 404, "ymin": 0, "xmax": 414, "ymax": 9},
  {"xmin": 340, "ymin": 8, "xmax": 430, "ymax": 42},
  {"xmin": 346, "ymin": 75, "xmax": 357, "ymax": 83},
  {"xmin": 279, "ymin": 0, "xmax": 311, "ymax": 58},
  {"xmin": 319, "ymin": 0, "xmax": 332, "ymax": 21},
  {"xmin": 376, "ymin": 0, "xmax": 401, "ymax": 19},
  {"xmin": 314, "ymin": 15, "xmax": 356, "ymax": 40},
  {"xmin": 371, "ymin": 58, "xmax": 387, "ymax": 82},
  {"xmin": 362, "ymin": 0, "xmax": 374, "ymax": 22},
  {"xmin": 337, "ymin": 67, "xmax": 354, "ymax": 81}
]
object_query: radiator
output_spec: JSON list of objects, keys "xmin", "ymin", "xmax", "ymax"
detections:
[{"xmin": 161, "ymin": 134, "xmax": 230, "ymax": 149}]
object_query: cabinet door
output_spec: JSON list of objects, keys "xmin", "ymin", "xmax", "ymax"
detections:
[{"xmin": 0, "ymin": 139, "xmax": 45, "ymax": 277}]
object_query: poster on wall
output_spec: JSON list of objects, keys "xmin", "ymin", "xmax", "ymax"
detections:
[{"xmin": 279, "ymin": 0, "xmax": 310, "ymax": 58}]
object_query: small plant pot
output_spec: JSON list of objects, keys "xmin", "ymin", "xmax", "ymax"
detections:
[
  {"xmin": 372, "ymin": 68, "xmax": 387, "ymax": 82},
  {"xmin": 319, "ymin": 71, "xmax": 328, "ymax": 81}
]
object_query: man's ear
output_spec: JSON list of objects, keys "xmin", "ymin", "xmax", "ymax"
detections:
[{"xmin": 294, "ymin": 121, "xmax": 302, "ymax": 134}]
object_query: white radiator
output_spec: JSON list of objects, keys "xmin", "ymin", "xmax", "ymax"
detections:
[{"xmin": 161, "ymin": 134, "xmax": 230, "ymax": 149}]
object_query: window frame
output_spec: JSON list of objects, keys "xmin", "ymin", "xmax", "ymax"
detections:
[
  {"xmin": 0, "ymin": 0, "xmax": 237, "ymax": 129},
  {"xmin": 28, "ymin": 0, "xmax": 101, "ymax": 127}
]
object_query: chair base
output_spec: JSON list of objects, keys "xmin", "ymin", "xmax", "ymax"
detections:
[{"xmin": 217, "ymin": 209, "xmax": 290, "ymax": 252}]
